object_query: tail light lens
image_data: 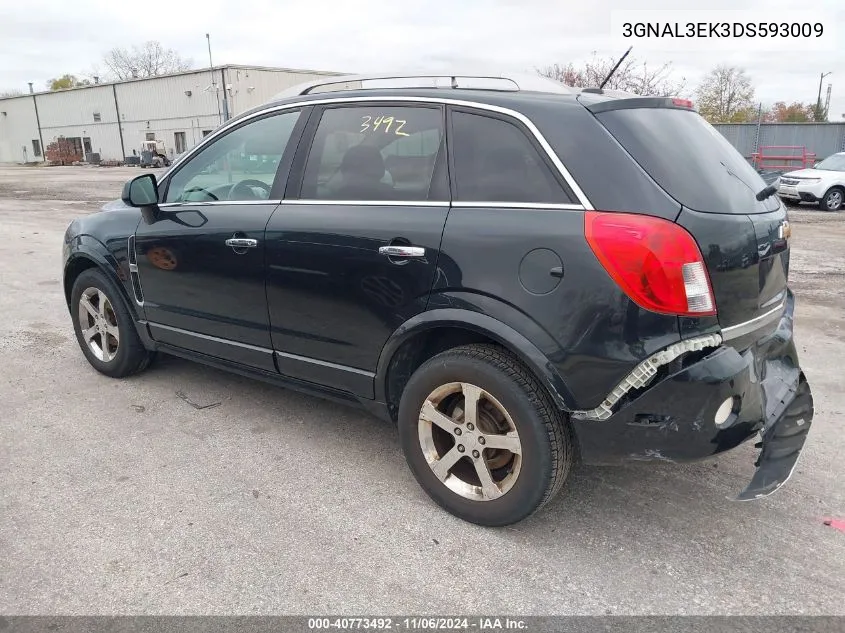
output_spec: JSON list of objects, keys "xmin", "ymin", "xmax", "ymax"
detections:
[{"xmin": 585, "ymin": 211, "xmax": 716, "ymax": 317}]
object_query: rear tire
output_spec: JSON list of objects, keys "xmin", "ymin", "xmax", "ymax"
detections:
[
  {"xmin": 398, "ymin": 344, "xmax": 573, "ymax": 526},
  {"xmin": 820, "ymin": 187, "xmax": 844, "ymax": 212},
  {"xmin": 70, "ymin": 268, "xmax": 154, "ymax": 378}
]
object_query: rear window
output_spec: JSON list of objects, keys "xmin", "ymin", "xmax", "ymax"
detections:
[{"xmin": 596, "ymin": 108, "xmax": 778, "ymax": 214}]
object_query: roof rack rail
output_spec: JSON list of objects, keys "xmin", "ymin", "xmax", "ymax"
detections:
[{"xmin": 271, "ymin": 73, "xmax": 574, "ymax": 100}]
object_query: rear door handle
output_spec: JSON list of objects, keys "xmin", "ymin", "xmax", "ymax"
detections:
[
  {"xmin": 225, "ymin": 238, "xmax": 258, "ymax": 248},
  {"xmin": 378, "ymin": 245, "xmax": 425, "ymax": 258}
]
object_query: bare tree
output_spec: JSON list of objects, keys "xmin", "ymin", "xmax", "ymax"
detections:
[
  {"xmin": 102, "ymin": 41, "xmax": 193, "ymax": 80},
  {"xmin": 0, "ymin": 89, "xmax": 24, "ymax": 98},
  {"xmin": 695, "ymin": 65, "xmax": 756, "ymax": 123},
  {"xmin": 538, "ymin": 53, "xmax": 686, "ymax": 97}
]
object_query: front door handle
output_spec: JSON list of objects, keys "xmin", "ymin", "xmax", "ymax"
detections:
[
  {"xmin": 225, "ymin": 238, "xmax": 258, "ymax": 248},
  {"xmin": 378, "ymin": 245, "xmax": 425, "ymax": 258}
]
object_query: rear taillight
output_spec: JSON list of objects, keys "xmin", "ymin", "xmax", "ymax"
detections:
[{"xmin": 584, "ymin": 211, "xmax": 716, "ymax": 317}]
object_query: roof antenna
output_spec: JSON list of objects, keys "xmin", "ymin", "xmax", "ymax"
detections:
[{"xmin": 599, "ymin": 46, "xmax": 633, "ymax": 90}]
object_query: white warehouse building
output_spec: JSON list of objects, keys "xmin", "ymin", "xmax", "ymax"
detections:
[{"xmin": 0, "ymin": 65, "xmax": 343, "ymax": 164}]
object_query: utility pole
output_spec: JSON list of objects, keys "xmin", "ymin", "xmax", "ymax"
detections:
[
  {"xmin": 207, "ymin": 33, "xmax": 222, "ymax": 125},
  {"xmin": 823, "ymin": 84, "xmax": 832, "ymax": 121},
  {"xmin": 816, "ymin": 71, "xmax": 832, "ymax": 121}
]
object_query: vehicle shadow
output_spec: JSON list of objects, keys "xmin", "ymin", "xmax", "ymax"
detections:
[{"xmin": 144, "ymin": 354, "xmax": 773, "ymax": 538}]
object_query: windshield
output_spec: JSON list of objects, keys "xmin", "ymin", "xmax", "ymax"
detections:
[
  {"xmin": 595, "ymin": 107, "xmax": 779, "ymax": 214},
  {"xmin": 815, "ymin": 154, "xmax": 845, "ymax": 172}
]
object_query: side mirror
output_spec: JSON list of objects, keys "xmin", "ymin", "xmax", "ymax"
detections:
[{"xmin": 122, "ymin": 173, "xmax": 159, "ymax": 207}]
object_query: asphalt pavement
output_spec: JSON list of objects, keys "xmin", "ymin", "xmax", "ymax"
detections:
[{"xmin": 1, "ymin": 165, "xmax": 843, "ymax": 615}]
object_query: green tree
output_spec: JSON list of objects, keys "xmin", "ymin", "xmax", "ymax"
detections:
[
  {"xmin": 47, "ymin": 74, "xmax": 91, "ymax": 91},
  {"xmin": 695, "ymin": 65, "xmax": 756, "ymax": 123},
  {"xmin": 764, "ymin": 101, "xmax": 816, "ymax": 123}
]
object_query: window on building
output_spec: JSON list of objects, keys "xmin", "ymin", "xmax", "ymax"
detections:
[
  {"xmin": 174, "ymin": 131, "xmax": 187, "ymax": 154},
  {"xmin": 300, "ymin": 105, "xmax": 442, "ymax": 201},
  {"xmin": 93, "ymin": 112, "xmax": 101, "ymax": 122},
  {"xmin": 32, "ymin": 140, "xmax": 42, "ymax": 157},
  {"xmin": 67, "ymin": 137, "xmax": 84, "ymax": 156},
  {"xmin": 450, "ymin": 110, "xmax": 571, "ymax": 203},
  {"xmin": 202, "ymin": 130, "xmax": 213, "ymax": 138},
  {"xmin": 145, "ymin": 132, "xmax": 155, "ymax": 141},
  {"xmin": 165, "ymin": 110, "xmax": 301, "ymax": 204}
]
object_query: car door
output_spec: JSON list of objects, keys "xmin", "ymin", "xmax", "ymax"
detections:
[
  {"xmin": 134, "ymin": 108, "xmax": 307, "ymax": 371},
  {"xmin": 265, "ymin": 102, "xmax": 450, "ymax": 397}
]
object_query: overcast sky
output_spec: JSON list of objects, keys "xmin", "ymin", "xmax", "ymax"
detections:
[{"xmin": 1, "ymin": 0, "xmax": 843, "ymax": 119}]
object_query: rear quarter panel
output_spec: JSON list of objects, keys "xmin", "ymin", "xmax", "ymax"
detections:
[{"xmin": 432, "ymin": 206, "xmax": 681, "ymax": 410}]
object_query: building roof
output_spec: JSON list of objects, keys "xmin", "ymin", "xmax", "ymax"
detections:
[{"xmin": 0, "ymin": 64, "xmax": 346, "ymax": 101}]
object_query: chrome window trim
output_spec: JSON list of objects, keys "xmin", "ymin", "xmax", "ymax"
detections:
[
  {"xmin": 282, "ymin": 199, "xmax": 449, "ymax": 207},
  {"xmin": 720, "ymin": 302, "xmax": 785, "ymax": 341},
  {"xmin": 281, "ymin": 200, "xmax": 585, "ymax": 210},
  {"xmin": 158, "ymin": 200, "xmax": 282, "ymax": 209},
  {"xmin": 451, "ymin": 201, "xmax": 585, "ymax": 210},
  {"xmin": 165, "ymin": 96, "xmax": 594, "ymax": 210},
  {"xmin": 157, "ymin": 199, "xmax": 586, "ymax": 210}
]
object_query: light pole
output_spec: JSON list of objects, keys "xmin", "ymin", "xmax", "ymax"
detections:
[
  {"xmin": 816, "ymin": 71, "xmax": 832, "ymax": 121},
  {"xmin": 206, "ymin": 33, "xmax": 222, "ymax": 125}
]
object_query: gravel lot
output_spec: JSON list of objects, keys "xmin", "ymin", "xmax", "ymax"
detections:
[{"xmin": 1, "ymin": 165, "xmax": 843, "ymax": 615}]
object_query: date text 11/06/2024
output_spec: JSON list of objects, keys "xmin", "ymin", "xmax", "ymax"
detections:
[{"xmin": 308, "ymin": 617, "xmax": 528, "ymax": 630}]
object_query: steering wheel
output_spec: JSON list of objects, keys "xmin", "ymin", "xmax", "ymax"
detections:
[
  {"xmin": 230, "ymin": 179, "xmax": 272, "ymax": 200},
  {"xmin": 181, "ymin": 186, "xmax": 218, "ymax": 201}
]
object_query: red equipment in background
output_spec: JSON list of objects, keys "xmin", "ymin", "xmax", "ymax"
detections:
[{"xmin": 751, "ymin": 145, "xmax": 816, "ymax": 172}]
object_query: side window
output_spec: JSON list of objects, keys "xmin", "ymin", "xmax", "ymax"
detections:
[
  {"xmin": 300, "ymin": 106, "xmax": 442, "ymax": 201},
  {"xmin": 165, "ymin": 110, "xmax": 301, "ymax": 203},
  {"xmin": 451, "ymin": 110, "xmax": 571, "ymax": 203}
]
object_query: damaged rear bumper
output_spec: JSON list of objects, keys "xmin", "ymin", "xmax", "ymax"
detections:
[{"xmin": 572, "ymin": 291, "xmax": 813, "ymax": 500}]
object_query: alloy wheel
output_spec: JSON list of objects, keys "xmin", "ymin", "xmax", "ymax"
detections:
[
  {"xmin": 826, "ymin": 190, "xmax": 843, "ymax": 211},
  {"xmin": 418, "ymin": 382, "xmax": 522, "ymax": 501},
  {"xmin": 78, "ymin": 287, "xmax": 120, "ymax": 362}
]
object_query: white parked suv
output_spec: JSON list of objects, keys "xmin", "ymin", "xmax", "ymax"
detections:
[{"xmin": 777, "ymin": 152, "xmax": 845, "ymax": 211}]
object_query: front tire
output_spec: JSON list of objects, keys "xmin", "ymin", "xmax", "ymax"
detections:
[
  {"xmin": 398, "ymin": 344, "xmax": 573, "ymax": 526},
  {"xmin": 820, "ymin": 187, "xmax": 844, "ymax": 211},
  {"xmin": 70, "ymin": 268, "xmax": 154, "ymax": 378}
]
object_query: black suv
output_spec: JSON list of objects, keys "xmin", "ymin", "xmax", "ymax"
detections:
[{"xmin": 63, "ymin": 74, "xmax": 814, "ymax": 526}]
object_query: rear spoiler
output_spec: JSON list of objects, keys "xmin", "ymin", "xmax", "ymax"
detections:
[{"xmin": 583, "ymin": 96, "xmax": 697, "ymax": 114}]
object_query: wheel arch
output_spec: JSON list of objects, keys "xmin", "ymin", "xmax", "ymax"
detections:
[
  {"xmin": 822, "ymin": 184, "xmax": 845, "ymax": 210},
  {"xmin": 63, "ymin": 242, "xmax": 156, "ymax": 350},
  {"xmin": 64, "ymin": 254, "xmax": 100, "ymax": 308},
  {"xmin": 375, "ymin": 308, "xmax": 576, "ymax": 421},
  {"xmin": 64, "ymin": 236, "xmax": 124, "ymax": 300},
  {"xmin": 63, "ymin": 236, "xmax": 152, "ymax": 347}
]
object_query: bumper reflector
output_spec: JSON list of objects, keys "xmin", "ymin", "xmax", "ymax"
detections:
[{"xmin": 714, "ymin": 397, "xmax": 736, "ymax": 427}]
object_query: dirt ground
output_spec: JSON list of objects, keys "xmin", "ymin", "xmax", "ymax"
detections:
[{"xmin": 0, "ymin": 164, "xmax": 843, "ymax": 615}]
